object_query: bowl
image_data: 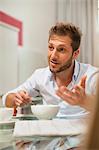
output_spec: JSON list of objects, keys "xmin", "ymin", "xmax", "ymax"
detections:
[
  {"xmin": 0, "ymin": 107, "xmax": 13, "ymax": 121},
  {"xmin": 31, "ymin": 104, "xmax": 59, "ymax": 120}
]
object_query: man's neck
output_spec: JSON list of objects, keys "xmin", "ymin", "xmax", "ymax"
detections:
[{"xmin": 54, "ymin": 62, "xmax": 75, "ymax": 87}]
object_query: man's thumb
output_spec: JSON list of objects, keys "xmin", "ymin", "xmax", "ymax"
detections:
[{"xmin": 78, "ymin": 75, "xmax": 87, "ymax": 88}]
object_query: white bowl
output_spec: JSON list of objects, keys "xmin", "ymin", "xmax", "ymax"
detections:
[
  {"xmin": 31, "ymin": 105, "xmax": 59, "ymax": 120},
  {"xmin": 0, "ymin": 107, "xmax": 13, "ymax": 121}
]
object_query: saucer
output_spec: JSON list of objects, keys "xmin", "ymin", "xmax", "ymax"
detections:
[
  {"xmin": 13, "ymin": 114, "xmax": 38, "ymax": 120},
  {"xmin": 56, "ymin": 111, "xmax": 89, "ymax": 119}
]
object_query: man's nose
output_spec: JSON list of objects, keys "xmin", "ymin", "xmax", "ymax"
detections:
[{"xmin": 51, "ymin": 49, "xmax": 58, "ymax": 58}]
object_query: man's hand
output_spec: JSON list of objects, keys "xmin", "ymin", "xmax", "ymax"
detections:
[
  {"xmin": 56, "ymin": 76, "xmax": 88, "ymax": 107},
  {"xmin": 6, "ymin": 90, "xmax": 31, "ymax": 107}
]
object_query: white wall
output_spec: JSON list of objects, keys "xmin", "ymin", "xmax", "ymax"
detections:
[
  {"xmin": 93, "ymin": 32, "xmax": 99, "ymax": 67},
  {"xmin": 1, "ymin": 0, "xmax": 98, "ymax": 95},
  {"xmin": 0, "ymin": 25, "xmax": 18, "ymax": 94},
  {"xmin": 0, "ymin": 0, "xmax": 57, "ymax": 93},
  {"xmin": 57, "ymin": 0, "xmax": 99, "ymax": 66}
]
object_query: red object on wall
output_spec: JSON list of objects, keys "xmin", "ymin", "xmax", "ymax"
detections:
[{"xmin": 0, "ymin": 11, "xmax": 23, "ymax": 46}]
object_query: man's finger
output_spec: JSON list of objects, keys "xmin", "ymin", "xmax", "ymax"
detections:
[
  {"xmin": 19, "ymin": 90, "xmax": 31, "ymax": 100},
  {"xmin": 15, "ymin": 93, "xmax": 23, "ymax": 101}
]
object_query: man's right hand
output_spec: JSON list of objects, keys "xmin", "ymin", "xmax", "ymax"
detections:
[
  {"xmin": 56, "ymin": 76, "xmax": 87, "ymax": 107},
  {"xmin": 6, "ymin": 90, "xmax": 31, "ymax": 107}
]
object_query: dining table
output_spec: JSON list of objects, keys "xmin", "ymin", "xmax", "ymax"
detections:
[{"xmin": 0, "ymin": 113, "xmax": 88, "ymax": 150}]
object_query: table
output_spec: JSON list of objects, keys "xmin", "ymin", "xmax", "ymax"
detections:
[{"xmin": 0, "ymin": 115, "xmax": 88, "ymax": 150}]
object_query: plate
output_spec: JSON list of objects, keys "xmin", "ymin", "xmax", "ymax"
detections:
[
  {"xmin": 13, "ymin": 114, "xmax": 38, "ymax": 120},
  {"xmin": 56, "ymin": 111, "xmax": 89, "ymax": 119},
  {"xmin": 0, "ymin": 120, "xmax": 15, "ymax": 130},
  {"xmin": 0, "ymin": 120, "xmax": 15, "ymax": 125}
]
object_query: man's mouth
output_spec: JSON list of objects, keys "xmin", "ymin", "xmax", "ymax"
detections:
[{"xmin": 50, "ymin": 60, "xmax": 59, "ymax": 65}]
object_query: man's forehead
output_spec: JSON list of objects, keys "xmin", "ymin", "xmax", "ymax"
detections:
[{"xmin": 49, "ymin": 35, "xmax": 72, "ymax": 47}]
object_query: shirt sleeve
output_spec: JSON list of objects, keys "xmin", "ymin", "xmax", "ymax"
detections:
[
  {"xmin": 2, "ymin": 70, "xmax": 41, "ymax": 106},
  {"xmin": 86, "ymin": 70, "xmax": 99, "ymax": 95}
]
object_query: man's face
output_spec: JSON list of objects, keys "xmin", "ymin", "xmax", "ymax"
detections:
[{"xmin": 48, "ymin": 35, "xmax": 77, "ymax": 73}]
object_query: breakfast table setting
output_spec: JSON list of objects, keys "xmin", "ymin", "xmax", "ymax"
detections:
[{"xmin": 0, "ymin": 103, "xmax": 89, "ymax": 150}]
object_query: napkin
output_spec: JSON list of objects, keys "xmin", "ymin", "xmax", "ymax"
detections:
[{"xmin": 13, "ymin": 119, "xmax": 86, "ymax": 137}]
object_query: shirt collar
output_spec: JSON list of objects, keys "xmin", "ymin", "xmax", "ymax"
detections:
[
  {"xmin": 73, "ymin": 60, "xmax": 80, "ymax": 82},
  {"xmin": 47, "ymin": 67, "xmax": 53, "ymax": 81}
]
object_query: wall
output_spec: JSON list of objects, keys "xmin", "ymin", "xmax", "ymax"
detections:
[
  {"xmin": 0, "ymin": 25, "xmax": 18, "ymax": 94},
  {"xmin": 57, "ymin": 0, "xmax": 99, "ymax": 66},
  {"xmin": 93, "ymin": 0, "xmax": 99, "ymax": 67},
  {"xmin": 93, "ymin": 32, "xmax": 99, "ymax": 67},
  {"xmin": 0, "ymin": 0, "xmax": 98, "ymax": 95},
  {"xmin": 0, "ymin": 0, "xmax": 57, "ymax": 94}
]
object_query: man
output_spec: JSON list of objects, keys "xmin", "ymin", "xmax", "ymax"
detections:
[
  {"xmin": 2, "ymin": 22, "xmax": 98, "ymax": 114},
  {"xmin": 2, "ymin": 22, "xmax": 99, "ymax": 150}
]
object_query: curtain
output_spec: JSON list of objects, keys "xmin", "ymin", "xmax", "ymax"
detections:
[{"xmin": 57, "ymin": 0, "xmax": 96, "ymax": 64}]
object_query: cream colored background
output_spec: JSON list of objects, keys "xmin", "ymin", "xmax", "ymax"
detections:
[{"xmin": 0, "ymin": 0, "xmax": 99, "ymax": 96}]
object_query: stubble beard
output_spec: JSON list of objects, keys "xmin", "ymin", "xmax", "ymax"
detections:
[{"xmin": 49, "ymin": 55, "xmax": 73, "ymax": 74}]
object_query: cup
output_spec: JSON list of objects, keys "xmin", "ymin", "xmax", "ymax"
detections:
[{"xmin": 0, "ymin": 107, "xmax": 13, "ymax": 121}]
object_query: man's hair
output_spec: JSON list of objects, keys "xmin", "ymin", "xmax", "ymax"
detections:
[{"xmin": 49, "ymin": 22, "xmax": 82, "ymax": 51}]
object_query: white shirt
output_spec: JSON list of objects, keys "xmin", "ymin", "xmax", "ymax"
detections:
[{"xmin": 2, "ymin": 60, "xmax": 99, "ymax": 116}]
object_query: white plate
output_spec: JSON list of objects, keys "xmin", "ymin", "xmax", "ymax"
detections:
[
  {"xmin": 56, "ymin": 111, "xmax": 89, "ymax": 119},
  {"xmin": 0, "ymin": 120, "xmax": 15, "ymax": 130}
]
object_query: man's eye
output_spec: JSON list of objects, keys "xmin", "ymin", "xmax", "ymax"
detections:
[
  {"xmin": 58, "ymin": 48, "xmax": 65, "ymax": 52},
  {"xmin": 48, "ymin": 46, "xmax": 54, "ymax": 50}
]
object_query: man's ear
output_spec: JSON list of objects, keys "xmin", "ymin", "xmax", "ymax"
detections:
[{"xmin": 73, "ymin": 48, "xmax": 80, "ymax": 59}]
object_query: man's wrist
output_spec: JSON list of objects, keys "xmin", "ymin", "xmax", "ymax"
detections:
[{"xmin": 80, "ymin": 94, "xmax": 95, "ymax": 111}]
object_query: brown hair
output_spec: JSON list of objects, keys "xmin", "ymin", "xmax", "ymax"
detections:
[
  {"xmin": 49, "ymin": 22, "xmax": 82, "ymax": 52},
  {"xmin": 85, "ymin": 77, "xmax": 99, "ymax": 150},
  {"xmin": 80, "ymin": 77, "xmax": 99, "ymax": 150}
]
